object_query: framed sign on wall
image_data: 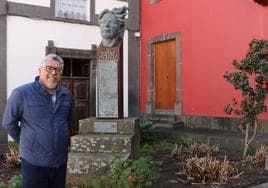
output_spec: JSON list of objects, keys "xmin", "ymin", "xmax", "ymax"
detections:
[{"xmin": 55, "ymin": 0, "xmax": 90, "ymax": 21}]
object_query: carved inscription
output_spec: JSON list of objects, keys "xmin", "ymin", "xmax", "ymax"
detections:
[
  {"xmin": 94, "ymin": 121, "xmax": 117, "ymax": 133},
  {"xmin": 97, "ymin": 60, "xmax": 118, "ymax": 117},
  {"xmin": 99, "ymin": 49, "xmax": 118, "ymax": 61}
]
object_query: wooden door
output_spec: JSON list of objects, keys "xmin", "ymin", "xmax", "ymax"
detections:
[
  {"xmin": 61, "ymin": 58, "xmax": 90, "ymax": 135},
  {"xmin": 154, "ymin": 39, "xmax": 177, "ymax": 110},
  {"xmin": 61, "ymin": 78, "xmax": 89, "ymax": 135}
]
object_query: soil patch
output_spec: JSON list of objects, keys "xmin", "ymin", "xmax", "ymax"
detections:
[{"xmin": 153, "ymin": 151, "xmax": 268, "ymax": 188}]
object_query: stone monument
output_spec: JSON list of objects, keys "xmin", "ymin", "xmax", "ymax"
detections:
[
  {"xmin": 97, "ymin": 6, "xmax": 128, "ymax": 118},
  {"xmin": 67, "ymin": 7, "xmax": 140, "ymax": 185}
]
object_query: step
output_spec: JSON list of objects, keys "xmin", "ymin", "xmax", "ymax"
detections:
[
  {"xmin": 67, "ymin": 152, "xmax": 129, "ymax": 176},
  {"xmin": 70, "ymin": 134, "xmax": 133, "ymax": 153},
  {"xmin": 79, "ymin": 117, "xmax": 139, "ymax": 135},
  {"xmin": 150, "ymin": 114, "xmax": 177, "ymax": 122},
  {"xmin": 153, "ymin": 121, "xmax": 184, "ymax": 129}
]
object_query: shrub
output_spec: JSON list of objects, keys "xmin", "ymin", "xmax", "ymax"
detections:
[
  {"xmin": 108, "ymin": 157, "xmax": 159, "ymax": 188},
  {"xmin": 223, "ymin": 39, "xmax": 268, "ymax": 158},
  {"xmin": 245, "ymin": 145, "xmax": 268, "ymax": 168},
  {"xmin": 5, "ymin": 141, "xmax": 20, "ymax": 167},
  {"xmin": 169, "ymin": 142, "xmax": 219, "ymax": 160},
  {"xmin": 184, "ymin": 154, "xmax": 237, "ymax": 184},
  {"xmin": 138, "ymin": 113, "xmax": 153, "ymax": 131},
  {"xmin": 0, "ymin": 174, "xmax": 22, "ymax": 188},
  {"xmin": 141, "ymin": 140, "xmax": 174, "ymax": 157}
]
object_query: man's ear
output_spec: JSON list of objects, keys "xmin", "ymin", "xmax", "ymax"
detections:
[{"xmin": 38, "ymin": 67, "xmax": 42, "ymax": 74}]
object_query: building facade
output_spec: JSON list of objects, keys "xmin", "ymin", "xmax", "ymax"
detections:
[
  {"xmin": 140, "ymin": 0, "xmax": 268, "ymax": 127},
  {"xmin": 0, "ymin": 0, "xmax": 140, "ymax": 153}
]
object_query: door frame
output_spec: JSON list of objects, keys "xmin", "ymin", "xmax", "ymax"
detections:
[
  {"xmin": 46, "ymin": 40, "xmax": 97, "ymax": 117},
  {"xmin": 146, "ymin": 33, "xmax": 182, "ymax": 115}
]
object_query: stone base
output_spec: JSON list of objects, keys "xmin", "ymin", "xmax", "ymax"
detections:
[{"xmin": 67, "ymin": 117, "xmax": 140, "ymax": 185}]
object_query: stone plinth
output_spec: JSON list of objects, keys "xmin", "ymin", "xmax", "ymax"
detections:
[
  {"xmin": 79, "ymin": 117, "xmax": 138, "ymax": 135},
  {"xmin": 67, "ymin": 117, "xmax": 140, "ymax": 185}
]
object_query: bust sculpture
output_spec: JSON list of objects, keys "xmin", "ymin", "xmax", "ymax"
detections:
[{"xmin": 98, "ymin": 6, "xmax": 128, "ymax": 47}]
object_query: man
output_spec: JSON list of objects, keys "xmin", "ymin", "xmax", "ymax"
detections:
[
  {"xmin": 98, "ymin": 6, "xmax": 128, "ymax": 47},
  {"xmin": 2, "ymin": 54, "xmax": 73, "ymax": 188}
]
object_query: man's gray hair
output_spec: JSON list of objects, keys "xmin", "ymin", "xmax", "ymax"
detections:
[
  {"xmin": 98, "ymin": 6, "xmax": 128, "ymax": 40},
  {"xmin": 41, "ymin": 54, "xmax": 64, "ymax": 69}
]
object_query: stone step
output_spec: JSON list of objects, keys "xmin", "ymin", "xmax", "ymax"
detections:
[
  {"xmin": 150, "ymin": 114, "xmax": 184, "ymax": 129},
  {"xmin": 67, "ymin": 152, "xmax": 129, "ymax": 176},
  {"xmin": 150, "ymin": 114, "xmax": 178, "ymax": 122},
  {"xmin": 154, "ymin": 121, "xmax": 184, "ymax": 129},
  {"xmin": 79, "ymin": 117, "xmax": 139, "ymax": 134},
  {"xmin": 70, "ymin": 134, "xmax": 133, "ymax": 153}
]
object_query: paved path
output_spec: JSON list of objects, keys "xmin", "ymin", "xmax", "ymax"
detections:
[{"xmin": 250, "ymin": 182, "xmax": 268, "ymax": 188}]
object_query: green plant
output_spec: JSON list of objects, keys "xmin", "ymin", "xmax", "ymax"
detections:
[
  {"xmin": 223, "ymin": 39, "xmax": 268, "ymax": 158},
  {"xmin": 0, "ymin": 182, "xmax": 8, "ymax": 188},
  {"xmin": 8, "ymin": 175, "xmax": 22, "ymax": 188},
  {"xmin": 66, "ymin": 178, "xmax": 105, "ymax": 188},
  {"xmin": 5, "ymin": 141, "xmax": 20, "ymax": 167},
  {"xmin": 0, "ymin": 174, "xmax": 22, "ymax": 188},
  {"xmin": 245, "ymin": 145, "xmax": 268, "ymax": 168},
  {"xmin": 89, "ymin": 179, "xmax": 104, "ymax": 188},
  {"xmin": 108, "ymin": 157, "xmax": 159, "ymax": 188},
  {"xmin": 138, "ymin": 113, "xmax": 153, "ymax": 131},
  {"xmin": 141, "ymin": 139, "xmax": 174, "ymax": 157}
]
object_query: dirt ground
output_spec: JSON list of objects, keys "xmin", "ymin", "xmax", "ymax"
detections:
[
  {"xmin": 153, "ymin": 151, "xmax": 268, "ymax": 188},
  {"xmin": 1, "ymin": 147, "xmax": 268, "ymax": 187},
  {"xmin": 0, "ymin": 140, "xmax": 268, "ymax": 188}
]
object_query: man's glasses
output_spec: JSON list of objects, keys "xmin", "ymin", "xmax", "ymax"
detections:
[{"xmin": 44, "ymin": 66, "xmax": 63, "ymax": 74}]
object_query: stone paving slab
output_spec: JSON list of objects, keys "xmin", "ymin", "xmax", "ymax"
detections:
[{"xmin": 250, "ymin": 182, "xmax": 268, "ymax": 188}]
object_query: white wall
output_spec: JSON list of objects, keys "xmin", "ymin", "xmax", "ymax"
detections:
[
  {"xmin": 95, "ymin": 0, "xmax": 127, "ymax": 14},
  {"xmin": 7, "ymin": 0, "xmax": 50, "ymax": 7},
  {"xmin": 7, "ymin": 15, "xmax": 129, "ymax": 116}
]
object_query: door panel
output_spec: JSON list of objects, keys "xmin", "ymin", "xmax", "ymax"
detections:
[
  {"xmin": 61, "ymin": 57, "xmax": 91, "ymax": 135},
  {"xmin": 73, "ymin": 80, "xmax": 88, "ymax": 100},
  {"xmin": 73, "ymin": 102, "xmax": 88, "ymax": 133},
  {"xmin": 154, "ymin": 39, "xmax": 176, "ymax": 110},
  {"xmin": 62, "ymin": 78, "xmax": 89, "ymax": 135}
]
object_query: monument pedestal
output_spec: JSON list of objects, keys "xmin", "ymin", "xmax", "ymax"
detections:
[
  {"xmin": 67, "ymin": 117, "xmax": 140, "ymax": 185},
  {"xmin": 96, "ymin": 41, "xmax": 123, "ymax": 118}
]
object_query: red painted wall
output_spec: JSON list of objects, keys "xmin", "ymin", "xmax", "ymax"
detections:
[{"xmin": 140, "ymin": 0, "xmax": 268, "ymax": 117}]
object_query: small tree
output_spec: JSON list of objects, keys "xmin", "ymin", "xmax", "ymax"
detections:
[{"xmin": 223, "ymin": 39, "xmax": 268, "ymax": 158}]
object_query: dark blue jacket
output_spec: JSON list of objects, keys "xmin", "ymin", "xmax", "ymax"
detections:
[{"xmin": 2, "ymin": 76, "xmax": 73, "ymax": 167}]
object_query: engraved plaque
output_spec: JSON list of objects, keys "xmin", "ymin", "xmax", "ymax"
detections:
[
  {"xmin": 55, "ymin": 0, "xmax": 90, "ymax": 21},
  {"xmin": 94, "ymin": 122, "xmax": 117, "ymax": 133},
  {"xmin": 97, "ymin": 60, "xmax": 118, "ymax": 118},
  {"xmin": 96, "ymin": 42, "xmax": 123, "ymax": 118}
]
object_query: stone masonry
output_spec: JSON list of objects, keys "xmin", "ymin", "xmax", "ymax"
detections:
[{"xmin": 67, "ymin": 117, "xmax": 140, "ymax": 185}]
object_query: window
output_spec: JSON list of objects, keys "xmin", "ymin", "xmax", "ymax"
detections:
[
  {"xmin": 63, "ymin": 58, "xmax": 90, "ymax": 77},
  {"xmin": 55, "ymin": 0, "xmax": 90, "ymax": 21}
]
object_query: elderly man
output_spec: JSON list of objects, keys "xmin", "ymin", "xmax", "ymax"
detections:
[
  {"xmin": 2, "ymin": 54, "xmax": 73, "ymax": 188},
  {"xmin": 98, "ymin": 6, "xmax": 128, "ymax": 47}
]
